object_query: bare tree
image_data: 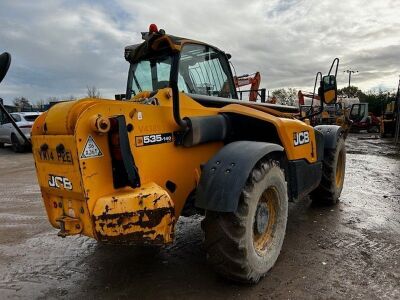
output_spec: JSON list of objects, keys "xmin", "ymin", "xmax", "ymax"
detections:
[
  {"xmin": 86, "ymin": 86, "xmax": 101, "ymax": 98},
  {"xmin": 66, "ymin": 95, "xmax": 77, "ymax": 101},
  {"xmin": 33, "ymin": 98, "xmax": 48, "ymax": 111},
  {"xmin": 46, "ymin": 96, "xmax": 59, "ymax": 103},
  {"xmin": 13, "ymin": 97, "xmax": 31, "ymax": 110}
]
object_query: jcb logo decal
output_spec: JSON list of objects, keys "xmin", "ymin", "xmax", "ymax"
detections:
[
  {"xmin": 293, "ymin": 131, "xmax": 310, "ymax": 146},
  {"xmin": 48, "ymin": 175, "xmax": 73, "ymax": 190}
]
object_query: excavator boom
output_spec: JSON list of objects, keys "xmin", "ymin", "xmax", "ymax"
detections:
[{"xmin": 234, "ymin": 72, "xmax": 262, "ymax": 102}]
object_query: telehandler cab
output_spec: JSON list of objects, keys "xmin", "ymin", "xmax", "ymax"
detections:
[{"xmin": 1, "ymin": 25, "xmax": 346, "ymax": 283}]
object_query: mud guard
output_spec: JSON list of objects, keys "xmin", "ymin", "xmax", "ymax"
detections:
[
  {"xmin": 195, "ymin": 141, "xmax": 283, "ymax": 212},
  {"xmin": 314, "ymin": 125, "xmax": 343, "ymax": 149}
]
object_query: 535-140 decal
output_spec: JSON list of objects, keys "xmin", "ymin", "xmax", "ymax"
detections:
[{"xmin": 135, "ymin": 133, "xmax": 173, "ymax": 147}]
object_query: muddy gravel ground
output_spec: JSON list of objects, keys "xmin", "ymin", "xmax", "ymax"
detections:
[{"xmin": 0, "ymin": 134, "xmax": 399, "ymax": 299}]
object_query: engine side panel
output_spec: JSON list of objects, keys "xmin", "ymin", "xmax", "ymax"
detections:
[{"xmin": 220, "ymin": 104, "xmax": 318, "ymax": 164}]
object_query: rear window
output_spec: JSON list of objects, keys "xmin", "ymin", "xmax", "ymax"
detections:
[
  {"xmin": 24, "ymin": 115, "xmax": 39, "ymax": 122},
  {"xmin": 11, "ymin": 114, "xmax": 21, "ymax": 122}
]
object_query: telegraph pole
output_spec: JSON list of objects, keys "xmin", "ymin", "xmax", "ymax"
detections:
[{"xmin": 344, "ymin": 69, "xmax": 358, "ymax": 87}]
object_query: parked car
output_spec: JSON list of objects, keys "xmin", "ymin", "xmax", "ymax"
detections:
[{"xmin": 0, "ymin": 112, "xmax": 41, "ymax": 152}]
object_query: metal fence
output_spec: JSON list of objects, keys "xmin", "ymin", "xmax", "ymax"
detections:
[{"xmin": 237, "ymin": 88, "xmax": 266, "ymax": 103}]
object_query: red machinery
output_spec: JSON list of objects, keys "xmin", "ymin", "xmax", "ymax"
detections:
[
  {"xmin": 298, "ymin": 90, "xmax": 320, "ymax": 106},
  {"xmin": 234, "ymin": 72, "xmax": 261, "ymax": 102},
  {"xmin": 349, "ymin": 103, "xmax": 380, "ymax": 133}
]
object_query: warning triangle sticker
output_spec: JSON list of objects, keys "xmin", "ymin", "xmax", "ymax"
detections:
[{"xmin": 80, "ymin": 135, "xmax": 103, "ymax": 159}]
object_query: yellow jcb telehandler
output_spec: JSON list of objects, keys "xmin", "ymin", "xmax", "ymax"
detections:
[{"xmin": 0, "ymin": 25, "xmax": 346, "ymax": 283}]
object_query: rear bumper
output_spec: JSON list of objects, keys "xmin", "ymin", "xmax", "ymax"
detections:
[
  {"xmin": 40, "ymin": 180, "xmax": 176, "ymax": 245},
  {"xmin": 92, "ymin": 182, "xmax": 175, "ymax": 245}
]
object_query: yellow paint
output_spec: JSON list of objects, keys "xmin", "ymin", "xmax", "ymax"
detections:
[{"xmin": 324, "ymin": 90, "xmax": 336, "ymax": 104}]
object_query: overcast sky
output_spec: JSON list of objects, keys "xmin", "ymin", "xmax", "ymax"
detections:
[{"xmin": 1, "ymin": 0, "xmax": 399, "ymax": 104}]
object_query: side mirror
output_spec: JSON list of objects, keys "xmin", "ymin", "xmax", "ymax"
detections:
[
  {"xmin": 0, "ymin": 52, "xmax": 11, "ymax": 84},
  {"xmin": 319, "ymin": 75, "xmax": 337, "ymax": 104}
]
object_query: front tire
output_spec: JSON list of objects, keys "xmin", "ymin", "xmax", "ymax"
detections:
[
  {"xmin": 202, "ymin": 159, "xmax": 288, "ymax": 283},
  {"xmin": 311, "ymin": 136, "xmax": 346, "ymax": 205}
]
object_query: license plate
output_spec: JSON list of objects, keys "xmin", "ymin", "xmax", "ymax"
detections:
[{"xmin": 37, "ymin": 149, "xmax": 73, "ymax": 164}]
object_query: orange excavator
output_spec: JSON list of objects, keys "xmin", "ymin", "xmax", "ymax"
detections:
[
  {"xmin": 298, "ymin": 90, "xmax": 320, "ymax": 118},
  {"xmin": 298, "ymin": 90, "xmax": 321, "ymax": 120},
  {"xmin": 234, "ymin": 72, "xmax": 264, "ymax": 102},
  {"xmin": 298, "ymin": 90, "xmax": 320, "ymax": 106}
]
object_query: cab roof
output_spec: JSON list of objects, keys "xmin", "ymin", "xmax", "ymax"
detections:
[{"xmin": 124, "ymin": 29, "xmax": 226, "ymax": 63}]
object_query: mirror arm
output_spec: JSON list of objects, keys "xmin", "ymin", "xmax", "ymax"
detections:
[
  {"xmin": 311, "ymin": 72, "xmax": 322, "ymax": 108},
  {"xmin": 300, "ymin": 72, "xmax": 323, "ymax": 121},
  {"xmin": 328, "ymin": 57, "xmax": 340, "ymax": 77}
]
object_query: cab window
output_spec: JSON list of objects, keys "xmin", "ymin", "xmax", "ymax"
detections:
[
  {"xmin": 178, "ymin": 44, "xmax": 235, "ymax": 98},
  {"xmin": 350, "ymin": 104, "xmax": 366, "ymax": 121}
]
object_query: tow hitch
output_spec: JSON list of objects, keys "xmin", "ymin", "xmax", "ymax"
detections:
[{"xmin": 56, "ymin": 216, "xmax": 83, "ymax": 238}]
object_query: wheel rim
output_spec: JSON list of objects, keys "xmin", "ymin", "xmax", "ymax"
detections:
[
  {"xmin": 335, "ymin": 149, "xmax": 345, "ymax": 188},
  {"xmin": 253, "ymin": 187, "xmax": 278, "ymax": 255}
]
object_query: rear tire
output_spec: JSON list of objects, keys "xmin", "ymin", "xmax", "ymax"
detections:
[
  {"xmin": 11, "ymin": 134, "xmax": 24, "ymax": 153},
  {"xmin": 311, "ymin": 136, "xmax": 346, "ymax": 205},
  {"xmin": 0, "ymin": 142, "xmax": 4, "ymax": 148},
  {"xmin": 202, "ymin": 159, "xmax": 288, "ymax": 283}
]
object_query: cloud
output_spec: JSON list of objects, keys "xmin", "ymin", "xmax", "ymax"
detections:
[
  {"xmin": 0, "ymin": 0, "xmax": 130, "ymax": 104},
  {"xmin": 0, "ymin": 0, "xmax": 399, "ymax": 104}
]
